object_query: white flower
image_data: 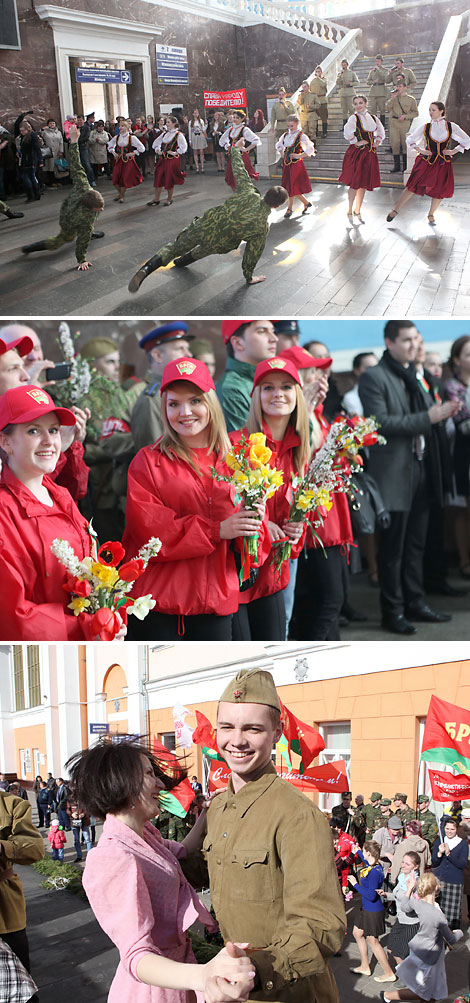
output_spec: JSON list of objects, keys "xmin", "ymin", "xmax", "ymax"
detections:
[
  {"xmin": 136, "ymin": 537, "xmax": 162, "ymax": 569},
  {"xmin": 51, "ymin": 538, "xmax": 81, "ymax": 575},
  {"xmin": 58, "ymin": 322, "xmax": 75, "ymax": 361},
  {"xmin": 127, "ymin": 595, "xmax": 156, "ymax": 620}
]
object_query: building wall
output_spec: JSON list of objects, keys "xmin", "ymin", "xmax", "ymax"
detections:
[{"xmin": 13, "ymin": 723, "xmax": 48, "ymax": 780}]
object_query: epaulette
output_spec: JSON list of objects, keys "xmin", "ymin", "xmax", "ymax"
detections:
[{"xmin": 144, "ymin": 381, "xmax": 161, "ymax": 397}]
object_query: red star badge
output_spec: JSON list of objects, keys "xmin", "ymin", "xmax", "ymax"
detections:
[{"xmin": 234, "ymin": 689, "xmax": 242, "ymax": 699}]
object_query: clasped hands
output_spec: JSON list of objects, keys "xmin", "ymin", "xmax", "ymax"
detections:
[{"xmin": 204, "ymin": 942, "xmax": 256, "ymax": 1003}]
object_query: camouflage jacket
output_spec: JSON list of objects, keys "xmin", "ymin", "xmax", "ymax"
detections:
[
  {"xmin": 58, "ymin": 142, "xmax": 99, "ymax": 263},
  {"xmin": 416, "ymin": 809, "xmax": 438, "ymax": 846},
  {"xmin": 363, "ymin": 803, "xmax": 382, "ymax": 832}
]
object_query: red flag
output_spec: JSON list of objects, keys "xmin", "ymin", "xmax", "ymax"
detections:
[
  {"xmin": 153, "ymin": 736, "xmax": 195, "ymax": 813},
  {"xmin": 428, "ymin": 768, "xmax": 470, "ymax": 803},
  {"xmin": 191, "ymin": 710, "xmax": 218, "ymax": 752},
  {"xmin": 208, "ymin": 760, "xmax": 232, "ymax": 792},
  {"xmin": 279, "ymin": 700, "xmax": 325, "ymax": 769},
  {"xmin": 207, "ymin": 759, "xmax": 348, "ymax": 794},
  {"xmin": 420, "ymin": 695, "xmax": 470, "ymax": 774}
]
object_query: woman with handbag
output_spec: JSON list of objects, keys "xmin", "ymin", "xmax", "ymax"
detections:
[{"xmin": 40, "ymin": 118, "xmax": 68, "ymax": 186}]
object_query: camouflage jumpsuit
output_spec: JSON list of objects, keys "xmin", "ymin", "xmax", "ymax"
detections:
[{"xmin": 43, "ymin": 142, "xmax": 100, "ymax": 263}]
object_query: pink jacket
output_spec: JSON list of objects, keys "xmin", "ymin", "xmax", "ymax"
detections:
[
  {"xmin": 82, "ymin": 814, "xmax": 214, "ymax": 1003},
  {"xmin": 48, "ymin": 828, "xmax": 67, "ymax": 849}
]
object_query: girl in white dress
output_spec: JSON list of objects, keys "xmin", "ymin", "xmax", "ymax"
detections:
[{"xmin": 188, "ymin": 109, "xmax": 208, "ymax": 173}]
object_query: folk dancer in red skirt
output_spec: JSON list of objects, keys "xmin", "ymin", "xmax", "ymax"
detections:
[
  {"xmin": 147, "ymin": 115, "xmax": 187, "ymax": 208},
  {"xmin": 219, "ymin": 110, "xmax": 261, "ymax": 190},
  {"xmin": 339, "ymin": 94, "xmax": 385, "ymax": 222},
  {"xmin": 387, "ymin": 100, "xmax": 470, "ymax": 225},
  {"xmin": 275, "ymin": 114, "xmax": 315, "ymax": 218},
  {"xmin": 107, "ymin": 122, "xmax": 145, "ymax": 203}
]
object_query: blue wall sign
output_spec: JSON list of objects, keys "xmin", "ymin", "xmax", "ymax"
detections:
[
  {"xmin": 156, "ymin": 45, "xmax": 189, "ymax": 86},
  {"xmin": 76, "ymin": 68, "xmax": 132, "ymax": 85}
]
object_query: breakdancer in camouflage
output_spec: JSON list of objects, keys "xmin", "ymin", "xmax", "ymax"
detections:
[
  {"xmin": 128, "ymin": 142, "xmax": 287, "ymax": 291},
  {"xmin": 22, "ymin": 124, "xmax": 104, "ymax": 270}
]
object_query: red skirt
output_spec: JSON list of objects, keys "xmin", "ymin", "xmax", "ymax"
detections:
[
  {"xmin": 339, "ymin": 144, "xmax": 381, "ymax": 191},
  {"xmin": 281, "ymin": 159, "xmax": 312, "ymax": 196},
  {"xmin": 112, "ymin": 157, "xmax": 143, "ymax": 189},
  {"xmin": 406, "ymin": 154, "xmax": 454, "ymax": 199},
  {"xmin": 154, "ymin": 155, "xmax": 186, "ymax": 189},
  {"xmin": 225, "ymin": 150, "xmax": 259, "ymax": 189}
]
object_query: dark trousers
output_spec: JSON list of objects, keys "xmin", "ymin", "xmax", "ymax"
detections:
[
  {"xmin": 378, "ymin": 456, "xmax": 430, "ymax": 616},
  {"xmin": 423, "ymin": 500, "xmax": 448, "ymax": 588},
  {"xmin": 232, "ymin": 592, "xmax": 286, "ymax": 641},
  {"xmin": 79, "ymin": 147, "xmax": 95, "ymax": 185},
  {"xmin": 3, "ymin": 929, "xmax": 39, "ymax": 1001},
  {"xmin": 127, "ymin": 610, "xmax": 233, "ymax": 641},
  {"xmin": 292, "ymin": 544, "xmax": 346, "ymax": 640},
  {"xmin": 57, "ymin": 806, "xmax": 70, "ymax": 830},
  {"xmin": 21, "ymin": 167, "xmax": 40, "ymax": 197}
]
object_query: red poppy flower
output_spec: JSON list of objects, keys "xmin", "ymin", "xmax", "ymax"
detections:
[
  {"xmin": 118, "ymin": 558, "xmax": 144, "ymax": 582},
  {"xmin": 98, "ymin": 541, "xmax": 126, "ymax": 567},
  {"xmin": 89, "ymin": 607, "xmax": 121, "ymax": 641}
]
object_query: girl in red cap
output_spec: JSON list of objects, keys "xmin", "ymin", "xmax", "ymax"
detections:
[
  {"xmin": 0, "ymin": 386, "xmax": 125, "ymax": 641},
  {"xmin": 123, "ymin": 359, "xmax": 267, "ymax": 641},
  {"xmin": 230, "ymin": 356, "xmax": 309, "ymax": 641}
]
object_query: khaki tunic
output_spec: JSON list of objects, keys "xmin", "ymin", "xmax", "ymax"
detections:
[
  {"xmin": 366, "ymin": 66, "xmax": 389, "ymax": 115},
  {"xmin": 336, "ymin": 69, "xmax": 359, "ymax": 117},
  {"xmin": 386, "ymin": 66, "xmax": 417, "ymax": 91},
  {"xmin": 204, "ymin": 763, "xmax": 346, "ymax": 1003},
  {"xmin": 0, "ymin": 793, "xmax": 45, "ymax": 934},
  {"xmin": 386, "ymin": 92, "xmax": 418, "ymax": 153},
  {"xmin": 270, "ymin": 99, "xmax": 296, "ymax": 137},
  {"xmin": 296, "ymin": 92, "xmax": 319, "ymax": 139},
  {"xmin": 310, "ymin": 77, "xmax": 328, "ymax": 122},
  {"xmin": 130, "ymin": 366, "xmax": 163, "ymax": 453}
]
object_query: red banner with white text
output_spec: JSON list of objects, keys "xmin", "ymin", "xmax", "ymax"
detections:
[
  {"xmin": 208, "ymin": 759, "xmax": 349, "ymax": 794},
  {"xmin": 428, "ymin": 768, "xmax": 470, "ymax": 802},
  {"xmin": 203, "ymin": 89, "xmax": 247, "ymax": 109}
]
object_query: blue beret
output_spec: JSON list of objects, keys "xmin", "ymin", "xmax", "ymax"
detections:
[{"xmin": 139, "ymin": 321, "xmax": 194, "ymax": 351}]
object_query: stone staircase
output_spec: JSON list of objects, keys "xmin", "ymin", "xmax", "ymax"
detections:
[{"xmin": 271, "ymin": 50, "xmax": 438, "ymax": 187}]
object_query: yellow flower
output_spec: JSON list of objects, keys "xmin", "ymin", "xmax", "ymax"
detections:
[
  {"xmin": 68, "ymin": 598, "xmax": 91, "ymax": 616},
  {"xmin": 233, "ymin": 469, "xmax": 249, "ymax": 485},
  {"xmin": 91, "ymin": 562, "xmax": 119, "ymax": 587},
  {"xmin": 249, "ymin": 443, "xmax": 272, "ymax": 468},
  {"xmin": 297, "ymin": 493, "xmax": 315, "ymax": 512},
  {"xmin": 249, "ymin": 433, "xmax": 267, "ymax": 447},
  {"xmin": 225, "ymin": 451, "xmax": 239, "ymax": 471}
]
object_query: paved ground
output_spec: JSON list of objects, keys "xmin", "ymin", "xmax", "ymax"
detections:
[
  {"xmin": 19, "ymin": 818, "xmax": 470, "ymax": 1003},
  {"xmin": 1, "ymin": 162, "xmax": 469, "ymax": 318}
]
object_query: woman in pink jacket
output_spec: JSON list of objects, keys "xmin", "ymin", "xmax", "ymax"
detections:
[{"xmin": 68, "ymin": 739, "xmax": 254, "ymax": 1003}]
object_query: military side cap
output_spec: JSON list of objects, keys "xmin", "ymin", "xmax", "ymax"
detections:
[
  {"xmin": 393, "ymin": 792, "xmax": 407, "ymax": 801},
  {"xmin": 81, "ymin": 337, "xmax": 117, "ymax": 361},
  {"xmin": 280, "ymin": 345, "xmax": 332, "ymax": 371},
  {"xmin": 139, "ymin": 322, "xmax": 194, "ymax": 352},
  {"xmin": 160, "ymin": 357, "xmax": 215, "ymax": 394},
  {"xmin": 273, "ymin": 320, "xmax": 300, "ymax": 337},
  {"xmin": 371, "ymin": 792, "xmax": 382, "ymax": 801},
  {"xmin": 417, "ymin": 794, "xmax": 430, "ymax": 803},
  {"xmin": 219, "ymin": 668, "xmax": 281, "ymax": 711},
  {"xmin": 0, "ymin": 335, "xmax": 33, "ymax": 358},
  {"xmin": 251, "ymin": 356, "xmax": 301, "ymax": 393},
  {"xmin": 380, "ymin": 798, "xmax": 391, "ymax": 806},
  {"xmin": 220, "ymin": 320, "xmax": 257, "ymax": 345}
]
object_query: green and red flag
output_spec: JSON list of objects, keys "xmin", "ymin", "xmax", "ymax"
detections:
[
  {"xmin": 279, "ymin": 700, "xmax": 325, "ymax": 770},
  {"xmin": 420, "ymin": 695, "xmax": 470, "ymax": 775},
  {"xmin": 153, "ymin": 736, "xmax": 195, "ymax": 818},
  {"xmin": 191, "ymin": 710, "xmax": 224, "ymax": 761}
]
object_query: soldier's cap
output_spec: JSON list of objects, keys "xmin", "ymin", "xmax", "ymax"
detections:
[
  {"xmin": 86, "ymin": 111, "xmax": 95, "ymax": 119},
  {"xmin": 387, "ymin": 815, "xmax": 403, "ymax": 830},
  {"xmin": 375, "ymin": 54, "xmax": 383, "ymax": 60},
  {"xmin": 278, "ymin": 87, "xmax": 287, "ymax": 94},
  {"xmin": 160, "ymin": 357, "xmax": 215, "ymax": 395},
  {"xmin": 0, "ymin": 335, "xmax": 34, "ymax": 358},
  {"xmin": 370, "ymin": 792, "xmax": 382, "ymax": 801},
  {"xmin": 393, "ymin": 793, "xmax": 407, "ymax": 802},
  {"xmin": 341, "ymin": 791, "xmax": 352, "ymax": 799},
  {"xmin": 251, "ymin": 356, "xmax": 301, "ymax": 394},
  {"xmin": 139, "ymin": 322, "xmax": 194, "ymax": 352},
  {"xmin": 221, "ymin": 320, "xmax": 258, "ymax": 344},
  {"xmin": 396, "ymin": 57, "xmax": 404, "ymax": 63},
  {"xmin": 0, "ymin": 385, "xmax": 76, "ymax": 431},
  {"xmin": 273, "ymin": 320, "xmax": 300, "ymax": 337},
  {"xmin": 417, "ymin": 794, "xmax": 430, "ymax": 803},
  {"xmin": 280, "ymin": 345, "xmax": 332, "ymax": 371},
  {"xmin": 81, "ymin": 337, "xmax": 118, "ymax": 361},
  {"xmin": 218, "ymin": 668, "xmax": 281, "ymax": 712},
  {"xmin": 380, "ymin": 798, "xmax": 392, "ymax": 806}
]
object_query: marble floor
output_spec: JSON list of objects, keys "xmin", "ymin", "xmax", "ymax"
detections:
[{"xmin": 1, "ymin": 165, "xmax": 469, "ymax": 318}]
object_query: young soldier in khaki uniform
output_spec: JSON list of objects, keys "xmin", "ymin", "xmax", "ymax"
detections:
[
  {"xmin": 204, "ymin": 667, "xmax": 346, "ymax": 1003},
  {"xmin": 363, "ymin": 792, "xmax": 383, "ymax": 834},
  {"xmin": 0, "ymin": 789, "xmax": 44, "ymax": 997},
  {"xmin": 366, "ymin": 55, "xmax": 388, "ymax": 123},
  {"xmin": 386, "ymin": 81, "xmax": 418, "ymax": 172},
  {"xmin": 336, "ymin": 60, "xmax": 360, "ymax": 125},
  {"xmin": 270, "ymin": 88, "xmax": 296, "ymax": 138},
  {"xmin": 296, "ymin": 83, "xmax": 319, "ymax": 141},
  {"xmin": 310, "ymin": 67, "xmax": 328, "ymax": 137},
  {"xmin": 386, "ymin": 57, "xmax": 417, "ymax": 91},
  {"xmin": 415, "ymin": 794, "xmax": 438, "ymax": 847}
]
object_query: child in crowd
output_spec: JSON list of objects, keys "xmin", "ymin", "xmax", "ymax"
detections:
[{"xmin": 48, "ymin": 818, "xmax": 67, "ymax": 862}]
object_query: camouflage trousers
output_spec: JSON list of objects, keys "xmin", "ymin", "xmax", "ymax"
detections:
[
  {"xmin": 158, "ymin": 217, "xmax": 227, "ymax": 266},
  {"xmin": 0, "ymin": 199, "xmax": 8, "ymax": 214},
  {"xmin": 44, "ymin": 230, "xmax": 76, "ymax": 250}
]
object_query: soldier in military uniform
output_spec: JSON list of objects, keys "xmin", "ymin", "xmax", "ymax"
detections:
[
  {"xmin": 273, "ymin": 319, "xmax": 301, "ymax": 353},
  {"xmin": 366, "ymin": 54, "xmax": 389, "ymax": 124},
  {"xmin": 130, "ymin": 321, "xmax": 194, "ymax": 453},
  {"xmin": 415, "ymin": 794, "xmax": 438, "ymax": 847},
  {"xmin": 386, "ymin": 80, "xmax": 418, "ymax": 172},
  {"xmin": 331, "ymin": 792, "xmax": 353, "ymax": 833},
  {"xmin": 386, "ymin": 57, "xmax": 417, "ymax": 92},
  {"xmin": 128, "ymin": 146, "xmax": 287, "ymax": 292},
  {"xmin": 205, "ymin": 668, "xmax": 346, "ymax": 1003},
  {"xmin": 21, "ymin": 124, "xmax": 104, "ymax": 269},
  {"xmin": 336, "ymin": 60, "xmax": 360, "ymax": 125},
  {"xmin": 363, "ymin": 792, "xmax": 383, "ymax": 835},
  {"xmin": 0, "ymin": 200, "xmax": 23, "ymax": 220},
  {"xmin": 370, "ymin": 797, "xmax": 393, "ymax": 834},
  {"xmin": 310, "ymin": 67, "xmax": 329, "ymax": 137},
  {"xmin": 392, "ymin": 792, "xmax": 415, "ymax": 826},
  {"xmin": 270, "ymin": 87, "xmax": 296, "ymax": 138},
  {"xmin": 350, "ymin": 795, "xmax": 367, "ymax": 846},
  {"xmin": 297, "ymin": 82, "xmax": 320, "ymax": 142}
]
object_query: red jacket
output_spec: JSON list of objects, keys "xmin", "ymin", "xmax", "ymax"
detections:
[
  {"xmin": 230, "ymin": 422, "xmax": 306, "ymax": 601},
  {"xmin": 0, "ymin": 465, "xmax": 92, "ymax": 640},
  {"xmin": 53, "ymin": 441, "xmax": 89, "ymax": 501},
  {"xmin": 48, "ymin": 828, "xmax": 67, "ymax": 849},
  {"xmin": 307, "ymin": 407, "xmax": 353, "ymax": 550},
  {"xmin": 123, "ymin": 444, "xmax": 266, "ymax": 617}
]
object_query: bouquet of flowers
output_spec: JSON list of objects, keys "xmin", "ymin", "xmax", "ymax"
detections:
[
  {"xmin": 51, "ymin": 534, "xmax": 162, "ymax": 640},
  {"xmin": 51, "ymin": 323, "xmax": 129, "ymax": 441},
  {"xmin": 212, "ymin": 433, "xmax": 284, "ymax": 581},
  {"xmin": 272, "ymin": 415, "xmax": 385, "ymax": 575},
  {"xmin": 53, "ymin": 322, "xmax": 92, "ymax": 406}
]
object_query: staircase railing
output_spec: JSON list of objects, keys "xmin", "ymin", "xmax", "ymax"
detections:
[{"xmin": 185, "ymin": 0, "xmax": 350, "ymax": 45}]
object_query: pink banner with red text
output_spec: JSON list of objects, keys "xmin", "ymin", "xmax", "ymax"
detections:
[{"xmin": 203, "ymin": 89, "xmax": 247, "ymax": 109}]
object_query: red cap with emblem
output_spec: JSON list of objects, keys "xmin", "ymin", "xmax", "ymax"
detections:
[
  {"xmin": 0, "ymin": 385, "xmax": 76, "ymax": 431},
  {"xmin": 251, "ymin": 356, "xmax": 301, "ymax": 394},
  {"xmin": 160, "ymin": 357, "xmax": 215, "ymax": 394},
  {"xmin": 220, "ymin": 320, "xmax": 258, "ymax": 345},
  {"xmin": 0, "ymin": 335, "xmax": 34, "ymax": 358},
  {"xmin": 280, "ymin": 345, "xmax": 332, "ymax": 371}
]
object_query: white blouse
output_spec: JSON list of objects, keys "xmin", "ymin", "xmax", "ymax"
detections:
[
  {"xmin": 407, "ymin": 119, "xmax": 470, "ymax": 155},
  {"xmin": 219, "ymin": 123, "xmax": 261, "ymax": 150},
  {"xmin": 275, "ymin": 129, "xmax": 315, "ymax": 156},
  {"xmin": 344, "ymin": 112, "xmax": 385, "ymax": 146},
  {"xmin": 107, "ymin": 133, "xmax": 145, "ymax": 153},
  {"xmin": 152, "ymin": 129, "xmax": 188, "ymax": 155}
]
